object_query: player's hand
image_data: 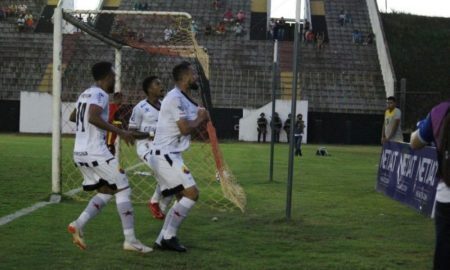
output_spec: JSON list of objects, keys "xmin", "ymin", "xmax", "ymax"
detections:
[
  {"xmin": 119, "ymin": 130, "xmax": 135, "ymax": 146},
  {"xmin": 381, "ymin": 137, "xmax": 386, "ymax": 145},
  {"xmin": 197, "ymin": 107, "xmax": 210, "ymax": 122}
]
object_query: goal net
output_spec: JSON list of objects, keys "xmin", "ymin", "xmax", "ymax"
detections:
[{"xmin": 54, "ymin": 9, "xmax": 246, "ymax": 212}]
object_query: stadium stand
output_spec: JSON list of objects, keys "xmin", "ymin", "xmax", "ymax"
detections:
[{"xmin": 0, "ymin": 0, "xmax": 389, "ymax": 142}]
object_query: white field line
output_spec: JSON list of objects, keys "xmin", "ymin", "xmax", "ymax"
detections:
[{"xmin": 0, "ymin": 162, "xmax": 145, "ymax": 227}]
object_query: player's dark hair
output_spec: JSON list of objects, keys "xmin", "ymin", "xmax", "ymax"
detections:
[
  {"xmin": 172, "ymin": 61, "xmax": 192, "ymax": 82},
  {"xmin": 92, "ymin": 62, "xmax": 113, "ymax": 81},
  {"xmin": 142, "ymin": 76, "xmax": 159, "ymax": 94},
  {"xmin": 387, "ymin": 96, "xmax": 396, "ymax": 102}
]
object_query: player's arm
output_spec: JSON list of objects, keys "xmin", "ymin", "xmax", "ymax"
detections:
[
  {"xmin": 128, "ymin": 106, "xmax": 152, "ymax": 140},
  {"xmin": 177, "ymin": 107, "xmax": 209, "ymax": 135},
  {"xmin": 69, "ymin": 108, "xmax": 76, "ymax": 122},
  {"xmin": 88, "ymin": 104, "xmax": 135, "ymax": 145},
  {"xmin": 381, "ymin": 123, "xmax": 386, "ymax": 144},
  {"xmin": 128, "ymin": 128, "xmax": 152, "ymax": 140},
  {"xmin": 410, "ymin": 114, "xmax": 433, "ymax": 150}
]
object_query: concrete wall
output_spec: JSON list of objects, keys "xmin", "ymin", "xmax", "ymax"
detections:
[
  {"xmin": 239, "ymin": 100, "xmax": 308, "ymax": 142},
  {"xmin": 20, "ymin": 91, "xmax": 75, "ymax": 134}
]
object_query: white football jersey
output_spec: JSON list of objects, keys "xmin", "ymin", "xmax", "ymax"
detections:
[
  {"xmin": 152, "ymin": 87, "xmax": 199, "ymax": 153},
  {"xmin": 73, "ymin": 86, "xmax": 113, "ymax": 161},
  {"xmin": 128, "ymin": 99, "xmax": 160, "ymax": 159}
]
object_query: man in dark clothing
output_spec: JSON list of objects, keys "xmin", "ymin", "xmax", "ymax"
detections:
[
  {"xmin": 271, "ymin": 112, "xmax": 282, "ymax": 143},
  {"xmin": 283, "ymin": 113, "xmax": 292, "ymax": 143},
  {"xmin": 294, "ymin": 114, "xmax": 305, "ymax": 156},
  {"xmin": 257, "ymin": 113, "xmax": 268, "ymax": 143}
]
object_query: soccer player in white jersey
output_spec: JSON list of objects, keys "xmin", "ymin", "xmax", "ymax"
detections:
[
  {"xmin": 149, "ymin": 61, "xmax": 209, "ymax": 252},
  {"xmin": 67, "ymin": 62, "xmax": 152, "ymax": 253},
  {"xmin": 128, "ymin": 76, "xmax": 173, "ymax": 220}
]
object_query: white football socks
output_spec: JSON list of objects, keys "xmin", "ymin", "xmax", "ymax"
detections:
[
  {"xmin": 76, "ymin": 193, "xmax": 112, "ymax": 229},
  {"xmin": 115, "ymin": 188, "xmax": 136, "ymax": 242},
  {"xmin": 163, "ymin": 197, "xmax": 196, "ymax": 240}
]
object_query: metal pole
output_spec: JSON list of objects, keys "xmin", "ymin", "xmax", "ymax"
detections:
[
  {"xmin": 51, "ymin": 1, "xmax": 63, "ymax": 195},
  {"xmin": 269, "ymin": 40, "xmax": 278, "ymax": 182},
  {"xmin": 286, "ymin": 0, "xmax": 301, "ymax": 220},
  {"xmin": 114, "ymin": 48, "xmax": 122, "ymax": 162}
]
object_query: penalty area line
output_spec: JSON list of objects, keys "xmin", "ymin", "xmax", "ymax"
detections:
[{"xmin": 0, "ymin": 162, "xmax": 146, "ymax": 227}]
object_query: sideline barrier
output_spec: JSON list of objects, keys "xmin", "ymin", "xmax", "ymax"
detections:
[{"xmin": 376, "ymin": 141, "xmax": 438, "ymax": 217}]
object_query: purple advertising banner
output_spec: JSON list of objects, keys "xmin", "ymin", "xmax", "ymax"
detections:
[{"xmin": 376, "ymin": 141, "xmax": 439, "ymax": 217}]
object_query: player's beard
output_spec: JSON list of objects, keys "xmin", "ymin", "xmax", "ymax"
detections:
[{"xmin": 189, "ymin": 81, "xmax": 199, "ymax": 90}]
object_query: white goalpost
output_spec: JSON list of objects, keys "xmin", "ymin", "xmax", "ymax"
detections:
[{"xmin": 51, "ymin": 2, "xmax": 245, "ymax": 211}]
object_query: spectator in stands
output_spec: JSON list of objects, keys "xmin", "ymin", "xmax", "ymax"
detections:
[
  {"xmin": 345, "ymin": 11, "xmax": 353, "ymax": 24},
  {"xmin": 164, "ymin": 27, "xmax": 174, "ymax": 41},
  {"xmin": 215, "ymin": 21, "xmax": 226, "ymax": 35},
  {"xmin": 284, "ymin": 113, "xmax": 292, "ymax": 143},
  {"xmin": 364, "ymin": 32, "xmax": 375, "ymax": 45},
  {"xmin": 87, "ymin": 14, "xmax": 94, "ymax": 26},
  {"xmin": 339, "ymin": 10, "xmax": 346, "ymax": 26},
  {"xmin": 304, "ymin": 19, "xmax": 310, "ymax": 32},
  {"xmin": 233, "ymin": 22, "xmax": 244, "ymax": 37},
  {"xmin": 381, "ymin": 96, "xmax": 403, "ymax": 144},
  {"xmin": 25, "ymin": 12, "xmax": 33, "ymax": 29},
  {"xmin": 223, "ymin": 8, "xmax": 234, "ymax": 23},
  {"xmin": 16, "ymin": 14, "xmax": 25, "ymax": 32},
  {"xmin": 9, "ymin": 4, "xmax": 17, "ymax": 16},
  {"xmin": 410, "ymin": 100, "xmax": 450, "ymax": 270},
  {"xmin": 0, "ymin": 7, "xmax": 5, "ymax": 20},
  {"xmin": 143, "ymin": 2, "xmax": 148, "ymax": 10},
  {"xmin": 204, "ymin": 24, "xmax": 213, "ymax": 36},
  {"xmin": 294, "ymin": 114, "xmax": 305, "ymax": 156},
  {"xmin": 316, "ymin": 32, "xmax": 325, "ymax": 50},
  {"xmin": 236, "ymin": 10, "xmax": 246, "ymax": 23},
  {"xmin": 191, "ymin": 20, "xmax": 199, "ymax": 37},
  {"xmin": 137, "ymin": 31, "xmax": 145, "ymax": 42},
  {"xmin": 352, "ymin": 29, "xmax": 362, "ymax": 44},
  {"xmin": 268, "ymin": 18, "xmax": 275, "ymax": 40},
  {"xmin": 18, "ymin": 4, "xmax": 27, "ymax": 14},
  {"xmin": 271, "ymin": 112, "xmax": 283, "ymax": 143},
  {"xmin": 257, "ymin": 113, "xmax": 268, "ymax": 143},
  {"xmin": 277, "ymin": 17, "xmax": 286, "ymax": 41},
  {"xmin": 212, "ymin": 0, "xmax": 222, "ymax": 11},
  {"xmin": 305, "ymin": 30, "xmax": 315, "ymax": 44}
]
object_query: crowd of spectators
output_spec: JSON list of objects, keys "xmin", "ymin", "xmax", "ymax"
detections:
[{"xmin": 0, "ymin": 4, "xmax": 34, "ymax": 32}]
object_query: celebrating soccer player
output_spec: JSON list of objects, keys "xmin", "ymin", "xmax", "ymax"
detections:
[
  {"xmin": 67, "ymin": 62, "xmax": 152, "ymax": 253},
  {"xmin": 128, "ymin": 75, "xmax": 174, "ymax": 219},
  {"xmin": 149, "ymin": 61, "xmax": 209, "ymax": 252}
]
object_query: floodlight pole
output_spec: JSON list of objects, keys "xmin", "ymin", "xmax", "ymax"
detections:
[
  {"xmin": 269, "ymin": 39, "xmax": 279, "ymax": 182},
  {"xmin": 51, "ymin": 1, "xmax": 63, "ymax": 195},
  {"xmin": 286, "ymin": 0, "xmax": 301, "ymax": 220}
]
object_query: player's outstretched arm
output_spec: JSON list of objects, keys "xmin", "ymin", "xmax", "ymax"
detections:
[
  {"xmin": 88, "ymin": 104, "xmax": 135, "ymax": 146},
  {"xmin": 128, "ymin": 127, "xmax": 153, "ymax": 140},
  {"xmin": 176, "ymin": 107, "xmax": 209, "ymax": 135}
]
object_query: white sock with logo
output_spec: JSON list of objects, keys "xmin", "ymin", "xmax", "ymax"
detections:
[
  {"xmin": 163, "ymin": 197, "xmax": 196, "ymax": 239},
  {"xmin": 75, "ymin": 193, "xmax": 112, "ymax": 229}
]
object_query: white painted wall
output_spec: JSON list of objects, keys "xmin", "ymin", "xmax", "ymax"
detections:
[
  {"xmin": 20, "ymin": 91, "xmax": 76, "ymax": 134},
  {"xmin": 239, "ymin": 100, "xmax": 308, "ymax": 143},
  {"xmin": 366, "ymin": 0, "xmax": 395, "ymax": 97}
]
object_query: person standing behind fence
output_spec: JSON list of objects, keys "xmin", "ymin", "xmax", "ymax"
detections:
[
  {"xmin": 284, "ymin": 113, "xmax": 292, "ymax": 143},
  {"xmin": 294, "ymin": 114, "xmax": 305, "ymax": 156},
  {"xmin": 410, "ymin": 99, "xmax": 450, "ymax": 270},
  {"xmin": 257, "ymin": 113, "xmax": 267, "ymax": 143},
  {"xmin": 381, "ymin": 96, "xmax": 403, "ymax": 144},
  {"xmin": 271, "ymin": 112, "xmax": 282, "ymax": 143}
]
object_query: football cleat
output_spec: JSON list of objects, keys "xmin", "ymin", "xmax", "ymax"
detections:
[
  {"xmin": 161, "ymin": 237, "xmax": 187, "ymax": 252},
  {"xmin": 68, "ymin": 221, "xmax": 86, "ymax": 250},
  {"xmin": 148, "ymin": 202, "xmax": 165, "ymax": 220},
  {"xmin": 123, "ymin": 239, "xmax": 153, "ymax": 254}
]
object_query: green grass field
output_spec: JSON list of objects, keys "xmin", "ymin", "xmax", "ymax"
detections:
[{"xmin": 0, "ymin": 134, "xmax": 434, "ymax": 269}]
